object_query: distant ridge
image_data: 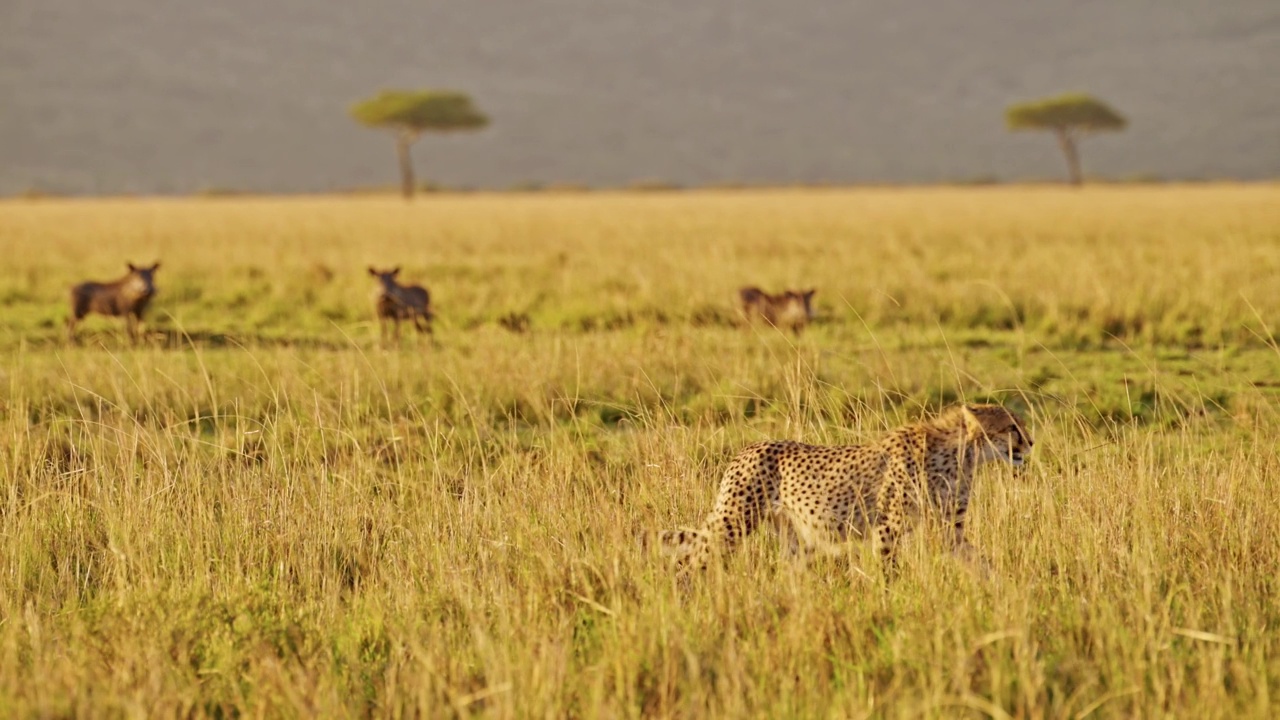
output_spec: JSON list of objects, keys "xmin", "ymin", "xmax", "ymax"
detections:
[{"xmin": 2, "ymin": 0, "xmax": 1277, "ymax": 195}]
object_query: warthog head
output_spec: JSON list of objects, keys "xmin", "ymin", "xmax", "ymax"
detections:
[
  {"xmin": 125, "ymin": 262, "xmax": 161, "ymax": 299},
  {"xmin": 368, "ymin": 266, "xmax": 402, "ymax": 294},
  {"xmin": 779, "ymin": 288, "xmax": 816, "ymax": 323}
]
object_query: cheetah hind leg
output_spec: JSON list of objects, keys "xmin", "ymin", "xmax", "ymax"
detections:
[
  {"xmin": 771, "ymin": 506, "xmax": 803, "ymax": 560},
  {"xmin": 771, "ymin": 504, "xmax": 870, "ymax": 576}
]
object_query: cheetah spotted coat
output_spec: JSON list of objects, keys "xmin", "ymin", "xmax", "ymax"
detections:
[{"xmin": 659, "ymin": 404, "xmax": 1033, "ymax": 574}]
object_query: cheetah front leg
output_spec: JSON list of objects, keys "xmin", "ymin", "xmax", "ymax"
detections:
[
  {"xmin": 871, "ymin": 489, "xmax": 909, "ymax": 576},
  {"xmin": 949, "ymin": 497, "xmax": 993, "ymax": 578}
]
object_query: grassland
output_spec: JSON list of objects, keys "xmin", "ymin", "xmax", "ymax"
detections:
[{"xmin": 1, "ymin": 186, "xmax": 1278, "ymax": 717}]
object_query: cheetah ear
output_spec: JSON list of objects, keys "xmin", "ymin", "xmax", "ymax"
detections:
[
  {"xmin": 961, "ymin": 404, "xmax": 1017, "ymax": 439},
  {"xmin": 960, "ymin": 405, "xmax": 990, "ymax": 439}
]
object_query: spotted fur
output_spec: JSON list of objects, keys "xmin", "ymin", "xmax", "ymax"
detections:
[{"xmin": 659, "ymin": 404, "xmax": 1033, "ymax": 575}]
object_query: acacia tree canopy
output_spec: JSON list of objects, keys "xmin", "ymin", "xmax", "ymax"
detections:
[
  {"xmin": 1006, "ymin": 93, "xmax": 1126, "ymax": 133},
  {"xmin": 350, "ymin": 90, "xmax": 489, "ymax": 198},
  {"xmin": 351, "ymin": 90, "xmax": 489, "ymax": 135},
  {"xmin": 1005, "ymin": 93, "xmax": 1126, "ymax": 185}
]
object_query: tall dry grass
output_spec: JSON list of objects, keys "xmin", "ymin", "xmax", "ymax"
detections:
[{"xmin": 1, "ymin": 186, "xmax": 1278, "ymax": 717}]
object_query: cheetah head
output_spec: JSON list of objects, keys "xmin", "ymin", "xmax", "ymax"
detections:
[{"xmin": 962, "ymin": 404, "xmax": 1033, "ymax": 466}]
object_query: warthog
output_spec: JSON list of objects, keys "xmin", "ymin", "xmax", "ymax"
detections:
[
  {"xmin": 68, "ymin": 262, "xmax": 161, "ymax": 342},
  {"xmin": 369, "ymin": 266, "xmax": 433, "ymax": 340},
  {"xmin": 738, "ymin": 286, "xmax": 816, "ymax": 335}
]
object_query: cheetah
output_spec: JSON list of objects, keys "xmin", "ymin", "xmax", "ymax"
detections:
[
  {"xmin": 659, "ymin": 404, "xmax": 1032, "ymax": 575},
  {"xmin": 738, "ymin": 286, "xmax": 816, "ymax": 335}
]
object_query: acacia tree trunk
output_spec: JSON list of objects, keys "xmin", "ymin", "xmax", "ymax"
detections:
[
  {"xmin": 1054, "ymin": 127, "xmax": 1083, "ymax": 186},
  {"xmin": 396, "ymin": 130, "xmax": 417, "ymax": 200}
]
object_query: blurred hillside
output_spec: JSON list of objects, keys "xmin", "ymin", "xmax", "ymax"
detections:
[{"xmin": 1, "ymin": 0, "xmax": 1277, "ymax": 194}]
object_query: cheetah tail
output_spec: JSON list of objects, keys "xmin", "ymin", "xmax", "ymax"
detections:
[{"xmin": 654, "ymin": 527, "xmax": 711, "ymax": 560}]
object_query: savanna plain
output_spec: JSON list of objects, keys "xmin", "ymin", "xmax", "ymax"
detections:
[{"xmin": 1, "ymin": 186, "xmax": 1279, "ymax": 718}]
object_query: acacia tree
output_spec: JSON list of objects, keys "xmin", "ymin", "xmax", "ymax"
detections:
[
  {"xmin": 350, "ymin": 90, "xmax": 489, "ymax": 199},
  {"xmin": 1005, "ymin": 93, "xmax": 1127, "ymax": 185}
]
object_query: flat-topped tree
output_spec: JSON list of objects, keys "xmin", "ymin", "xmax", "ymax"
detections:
[
  {"xmin": 350, "ymin": 90, "xmax": 488, "ymax": 199},
  {"xmin": 1006, "ymin": 93, "xmax": 1126, "ymax": 186}
]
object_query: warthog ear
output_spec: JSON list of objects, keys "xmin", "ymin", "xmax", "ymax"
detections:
[
  {"xmin": 368, "ymin": 267, "xmax": 379, "ymax": 276},
  {"xmin": 127, "ymin": 262, "xmax": 138, "ymax": 272},
  {"xmin": 391, "ymin": 266, "xmax": 401, "ymax": 276},
  {"xmin": 805, "ymin": 289, "xmax": 817, "ymax": 298},
  {"xmin": 150, "ymin": 262, "xmax": 161, "ymax": 271}
]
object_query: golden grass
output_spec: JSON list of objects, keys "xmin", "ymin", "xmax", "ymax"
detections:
[{"xmin": 1, "ymin": 186, "xmax": 1278, "ymax": 717}]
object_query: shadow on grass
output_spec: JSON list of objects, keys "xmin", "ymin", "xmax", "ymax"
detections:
[
  {"xmin": 153, "ymin": 329, "xmax": 367, "ymax": 351},
  {"xmin": 14, "ymin": 328, "xmax": 376, "ymax": 352}
]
